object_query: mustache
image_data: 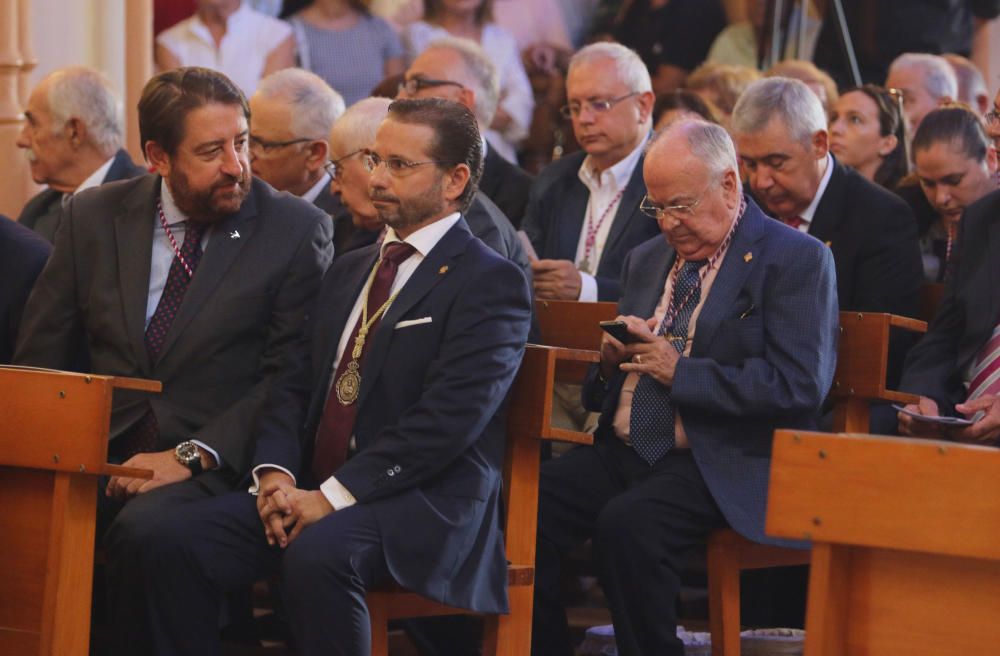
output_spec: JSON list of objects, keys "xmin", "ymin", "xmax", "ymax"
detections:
[
  {"xmin": 213, "ymin": 174, "xmax": 248, "ymax": 190},
  {"xmin": 23, "ymin": 148, "xmax": 37, "ymax": 163},
  {"xmin": 369, "ymin": 190, "xmax": 398, "ymax": 203}
]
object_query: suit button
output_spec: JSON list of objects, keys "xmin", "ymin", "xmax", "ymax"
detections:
[
  {"xmin": 393, "ymin": 465, "xmax": 401, "ymax": 473},
  {"xmin": 387, "ymin": 469, "xmax": 395, "ymax": 477}
]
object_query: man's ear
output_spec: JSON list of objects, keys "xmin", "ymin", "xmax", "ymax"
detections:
[
  {"xmin": 305, "ymin": 140, "xmax": 330, "ymax": 172},
  {"xmin": 457, "ymin": 87, "xmax": 477, "ymax": 115},
  {"xmin": 812, "ymin": 129, "xmax": 830, "ymax": 160},
  {"xmin": 443, "ymin": 163, "xmax": 471, "ymax": 203},
  {"xmin": 145, "ymin": 140, "xmax": 171, "ymax": 178},
  {"xmin": 64, "ymin": 118, "xmax": 86, "ymax": 149},
  {"xmin": 636, "ymin": 90, "xmax": 655, "ymax": 125}
]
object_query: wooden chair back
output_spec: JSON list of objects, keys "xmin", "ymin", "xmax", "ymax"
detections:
[
  {"xmin": 919, "ymin": 282, "xmax": 945, "ymax": 324},
  {"xmin": 534, "ymin": 300, "xmax": 617, "ymax": 383},
  {"xmin": 767, "ymin": 430, "xmax": 1000, "ymax": 655}
]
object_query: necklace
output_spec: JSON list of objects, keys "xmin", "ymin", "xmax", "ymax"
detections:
[
  {"xmin": 580, "ymin": 187, "xmax": 625, "ymax": 274},
  {"xmin": 334, "ymin": 255, "xmax": 403, "ymax": 405},
  {"xmin": 157, "ymin": 199, "xmax": 197, "ymax": 278}
]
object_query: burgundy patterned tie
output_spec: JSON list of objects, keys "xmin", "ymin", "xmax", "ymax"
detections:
[
  {"xmin": 311, "ymin": 241, "xmax": 416, "ymax": 483},
  {"xmin": 114, "ymin": 220, "xmax": 207, "ymax": 460}
]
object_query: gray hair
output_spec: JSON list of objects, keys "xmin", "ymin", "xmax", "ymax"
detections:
[
  {"xmin": 731, "ymin": 77, "xmax": 827, "ymax": 146},
  {"xmin": 889, "ymin": 53, "xmax": 958, "ymax": 101},
  {"xmin": 329, "ymin": 96, "xmax": 392, "ymax": 155},
  {"xmin": 942, "ymin": 53, "xmax": 987, "ymax": 109},
  {"xmin": 255, "ymin": 68, "xmax": 346, "ymax": 140},
  {"xmin": 46, "ymin": 67, "xmax": 124, "ymax": 155},
  {"xmin": 424, "ymin": 37, "xmax": 500, "ymax": 127},
  {"xmin": 650, "ymin": 118, "xmax": 740, "ymax": 183},
  {"xmin": 569, "ymin": 42, "xmax": 653, "ymax": 96}
]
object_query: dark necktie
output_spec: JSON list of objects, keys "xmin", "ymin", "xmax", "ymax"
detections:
[
  {"xmin": 114, "ymin": 221, "xmax": 207, "ymax": 460},
  {"xmin": 311, "ymin": 241, "xmax": 416, "ymax": 483},
  {"xmin": 785, "ymin": 215, "xmax": 806, "ymax": 230},
  {"xmin": 629, "ymin": 259, "xmax": 707, "ymax": 465}
]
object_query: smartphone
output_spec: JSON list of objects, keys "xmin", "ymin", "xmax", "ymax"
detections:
[
  {"xmin": 599, "ymin": 320, "xmax": 639, "ymax": 345},
  {"xmin": 892, "ymin": 404, "xmax": 976, "ymax": 426}
]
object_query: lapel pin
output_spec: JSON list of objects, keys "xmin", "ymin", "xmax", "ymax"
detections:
[
  {"xmin": 439, "ymin": 265, "xmax": 449, "ymax": 275},
  {"xmin": 825, "ymin": 240, "xmax": 832, "ymax": 248},
  {"xmin": 230, "ymin": 230, "xmax": 240, "ymax": 240},
  {"xmin": 743, "ymin": 252, "xmax": 752, "ymax": 263}
]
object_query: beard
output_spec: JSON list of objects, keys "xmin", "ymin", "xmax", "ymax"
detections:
[
  {"xmin": 168, "ymin": 166, "xmax": 250, "ymax": 224},
  {"xmin": 370, "ymin": 176, "xmax": 447, "ymax": 233}
]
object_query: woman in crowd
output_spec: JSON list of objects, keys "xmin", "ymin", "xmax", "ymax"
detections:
[
  {"xmin": 829, "ymin": 84, "xmax": 909, "ymax": 190},
  {"xmin": 402, "ymin": 0, "xmax": 534, "ymax": 163},
  {"xmin": 653, "ymin": 88, "xmax": 718, "ymax": 131},
  {"xmin": 286, "ymin": 0, "xmax": 404, "ymax": 106}
]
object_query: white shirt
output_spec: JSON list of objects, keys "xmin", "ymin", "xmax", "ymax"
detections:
[
  {"xmin": 147, "ymin": 179, "xmax": 220, "ymax": 466},
  {"xmin": 574, "ymin": 133, "xmax": 649, "ymax": 301},
  {"xmin": 75, "ymin": 155, "xmax": 116, "ymax": 195},
  {"xmin": 252, "ymin": 213, "xmax": 463, "ymax": 510},
  {"xmin": 301, "ymin": 172, "xmax": 332, "ymax": 204},
  {"xmin": 156, "ymin": 1, "xmax": 292, "ymax": 95},
  {"xmin": 796, "ymin": 153, "xmax": 834, "ymax": 232}
]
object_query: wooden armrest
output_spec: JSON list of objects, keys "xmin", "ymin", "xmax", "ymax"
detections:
[
  {"xmin": 888, "ymin": 314, "xmax": 928, "ymax": 333},
  {"xmin": 108, "ymin": 376, "xmax": 163, "ymax": 392},
  {"xmin": 545, "ymin": 427, "xmax": 595, "ymax": 445},
  {"xmin": 548, "ymin": 346, "xmax": 601, "ymax": 363},
  {"xmin": 100, "ymin": 464, "xmax": 154, "ymax": 479}
]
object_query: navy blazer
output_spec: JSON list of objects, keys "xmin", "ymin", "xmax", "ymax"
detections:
[
  {"xmin": 0, "ymin": 215, "xmax": 51, "ymax": 363},
  {"xmin": 521, "ymin": 149, "xmax": 660, "ymax": 301},
  {"xmin": 901, "ymin": 188, "xmax": 1000, "ymax": 414},
  {"xmin": 251, "ymin": 218, "xmax": 532, "ymax": 613},
  {"xmin": 583, "ymin": 199, "xmax": 839, "ymax": 546},
  {"xmin": 18, "ymin": 148, "xmax": 147, "ymax": 243},
  {"xmin": 479, "ymin": 142, "xmax": 533, "ymax": 228}
]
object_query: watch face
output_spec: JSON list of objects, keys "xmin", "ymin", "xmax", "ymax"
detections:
[{"xmin": 176, "ymin": 442, "xmax": 199, "ymax": 463}]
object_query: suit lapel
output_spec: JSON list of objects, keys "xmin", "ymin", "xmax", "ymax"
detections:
[
  {"xmin": 356, "ymin": 221, "xmax": 473, "ymax": 410},
  {"xmin": 600, "ymin": 153, "xmax": 646, "ymax": 263},
  {"xmin": 690, "ymin": 200, "xmax": 765, "ymax": 355},
  {"xmin": 153, "ymin": 185, "xmax": 259, "ymax": 365},
  {"xmin": 557, "ymin": 177, "xmax": 590, "ymax": 260},
  {"xmin": 115, "ymin": 176, "xmax": 159, "ymax": 375},
  {"xmin": 633, "ymin": 239, "xmax": 673, "ymax": 318},
  {"xmin": 806, "ymin": 160, "xmax": 844, "ymax": 246}
]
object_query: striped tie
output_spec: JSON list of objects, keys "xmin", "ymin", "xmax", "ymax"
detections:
[{"xmin": 967, "ymin": 324, "xmax": 1000, "ymax": 402}]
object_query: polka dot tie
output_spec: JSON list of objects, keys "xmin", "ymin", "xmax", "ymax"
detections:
[{"xmin": 629, "ymin": 259, "xmax": 707, "ymax": 465}]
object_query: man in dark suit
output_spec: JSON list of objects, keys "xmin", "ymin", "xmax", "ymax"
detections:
[
  {"xmin": 522, "ymin": 42, "xmax": 660, "ymax": 303},
  {"xmin": 16, "ymin": 66, "xmax": 146, "ymax": 242},
  {"xmin": 0, "ymin": 215, "xmax": 51, "ymax": 363},
  {"xmin": 531, "ymin": 119, "xmax": 839, "ymax": 656},
  {"xmin": 118, "ymin": 98, "xmax": 531, "ymax": 656},
  {"xmin": 898, "ymin": 188, "xmax": 1000, "ymax": 445},
  {"xmin": 398, "ymin": 36, "xmax": 533, "ymax": 227},
  {"xmin": 14, "ymin": 67, "xmax": 334, "ymax": 655},
  {"xmin": 248, "ymin": 68, "xmax": 355, "ymax": 251}
]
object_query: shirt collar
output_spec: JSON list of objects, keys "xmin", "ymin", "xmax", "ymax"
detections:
[
  {"xmin": 382, "ymin": 212, "xmax": 461, "ymax": 258},
  {"xmin": 578, "ymin": 132, "xmax": 650, "ymax": 192},
  {"xmin": 301, "ymin": 172, "xmax": 332, "ymax": 204},
  {"xmin": 799, "ymin": 152, "xmax": 834, "ymax": 224},
  {"xmin": 190, "ymin": 1, "xmax": 249, "ymax": 43},
  {"xmin": 74, "ymin": 155, "xmax": 116, "ymax": 195},
  {"xmin": 159, "ymin": 178, "xmax": 190, "ymax": 227}
]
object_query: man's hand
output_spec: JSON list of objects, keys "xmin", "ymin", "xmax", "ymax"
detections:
[
  {"xmin": 284, "ymin": 489, "xmax": 334, "ymax": 545},
  {"xmin": 897, "ymin": 396, "xmax": 950, "ymax": 439},
  {"xmin": 107, "ymin": 449, "xmax": 190, "ymax": 501},
  {"xmin": 599, "ymin": 314, "xmax": 632, "ymax": 380},
  {"xmin": 619, "ymin": 316, "xmax": 681, "ymax": 387},
  {"xmin": 532, "ymin": 259, "xmax": 582, "ymax": 300},
  {"xmin": 954, "ymin": 395, "xmax": 1000, "ymax": 444},
  {"xmin": 257, "ymin": 469, "xmax": 297, "ymax": 548}
]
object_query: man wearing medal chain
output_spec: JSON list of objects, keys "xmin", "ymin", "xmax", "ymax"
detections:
[
  {"xmin": 14, "ymin": 67, "xmax": 334, "ymax": 654},
  {"xmin": 531, "ymin": 119, "xmax": 840, "ymax": 656},
  {"xmin": 126, "ymin": 98, "xmax": 531, "ymax": 656}
]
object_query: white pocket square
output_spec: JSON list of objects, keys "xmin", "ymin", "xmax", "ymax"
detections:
[{"xmin": 395, "ymin": 317, "xmax": 433, "ymax": 329}]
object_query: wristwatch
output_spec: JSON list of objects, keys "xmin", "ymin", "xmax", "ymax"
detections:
[{"xmin": 174, "ymin": 440, "xmax": 204, "ymax": 476}]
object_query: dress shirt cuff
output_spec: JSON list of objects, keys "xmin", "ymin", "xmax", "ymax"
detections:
[
  {"xmin": 248, "ymin": 464, "xmax": 296, "ymax": 495},
  {"xmin": 191, "ymin": 440, "xmax": 222, "ymax": 469},
  {"xmin": 320, "ymin": 476, "xmax": 357, "ymax": 510},
  {"xmin": 578, "ymin": 271, "xmax": 598, "ymax": 302}
]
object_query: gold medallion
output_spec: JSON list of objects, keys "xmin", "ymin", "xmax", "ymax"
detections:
[{"xmin": 336, "ymin": 360, "xmax": 362, "ymax": 405}]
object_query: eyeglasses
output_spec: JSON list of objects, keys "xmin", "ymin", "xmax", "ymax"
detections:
[
  {"xmin": 249, "ymin": 135, "xmax": 313, "ymax": 155},
  {"xmin": 639, "ymin": 194, "xmax": 703, "ymax": 221},
  {"xmin": 327, "ymin": 149, "xmax": 365, "ymax": 179},
  {"xmin": 362, "ymin": 151, "xmax": 454, "ymax": 175},
  {"xmin": 985, "ymin": 109, "xmax": 1000, "ymax": 127},
  {"xmin": 560, "ymin": 92, "xmax": 639, "ymax": 119},
  {"xmin": 398, "ymin": 77, "xmax": 465, "ymax": 96}
]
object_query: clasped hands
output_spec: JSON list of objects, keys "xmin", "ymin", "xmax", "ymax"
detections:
[
  {"xmin": 601, "ymin": 315, "xmax": 679, "ymax": 386},
  {"xmin": 256, "ymin": 470, "xmax": 334, "ymax": 549},
  {"xmin": 898, "ymin": 395, "xmax": 1000, "ymax": 445}
]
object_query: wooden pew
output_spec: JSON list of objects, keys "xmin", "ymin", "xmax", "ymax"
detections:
[
  {"xmin": 919, "ymin": 282, "xmax": 945, "ymax": 324},
  {"xmin": 766, "ymin": 430, "xmax": 1000, "ymax": 655},
  {"xmin": 0, "ymin": 366, "xmax": 155, "ymax": 656},
  {"xmin": 366, "ymin": 345, "xmax": 595, "ymax": 655}
]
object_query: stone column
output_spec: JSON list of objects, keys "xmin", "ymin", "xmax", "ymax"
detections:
[{"xmin": 124, "ymin": 0, "xmax": 152, "ymax": 163}]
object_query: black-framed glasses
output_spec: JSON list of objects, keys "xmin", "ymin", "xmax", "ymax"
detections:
[
  {"xmin": 639, "ymin": 194, "xmax": 703, "ymax": 221},
  {"xmin": 985, "ymin": 109, "xmax": 1000, "ymax": 127},
  {"xmin": 362, "ymin": 151, "xmax": 455, "ymax": 175},
  {"xmin": 326, "ymin": 149, "xmax": 365, "ymax": 179},
  {"xmin": 249, "ymin": 135, "xmax": 314, "ymax": 154},
  {"xmin": 560, "ymin": 92, "xmax": 639, "ymax": 119},
  {"xmin": 398, "ymin": 77, "xmax": 465, "ymax": 96}
]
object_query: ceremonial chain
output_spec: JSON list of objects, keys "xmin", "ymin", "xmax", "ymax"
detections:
[
  {"xmin": 157, "ymin": 199, "xmax": 196, "ymax": 278},
  {"xmin": 580, "ymin": 188, "xmax": 625, "ymax": 273}
]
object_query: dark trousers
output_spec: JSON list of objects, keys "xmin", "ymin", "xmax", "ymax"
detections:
[
  {"xmin": 104, "ymin": 486, "xmax": 391, "ymax": 656},
  {"xmin": 531, "ymin": 436, "xmax": 728, "ymax": 656}
]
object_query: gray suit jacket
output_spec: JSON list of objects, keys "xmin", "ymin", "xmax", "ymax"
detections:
[
  {"xmin": 15, "ymin": 175, "xmax": 334, "ymax": 489},
  {"xmin": 17, "ymin": 149, "xmax": 147, "ymax": 243}
]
